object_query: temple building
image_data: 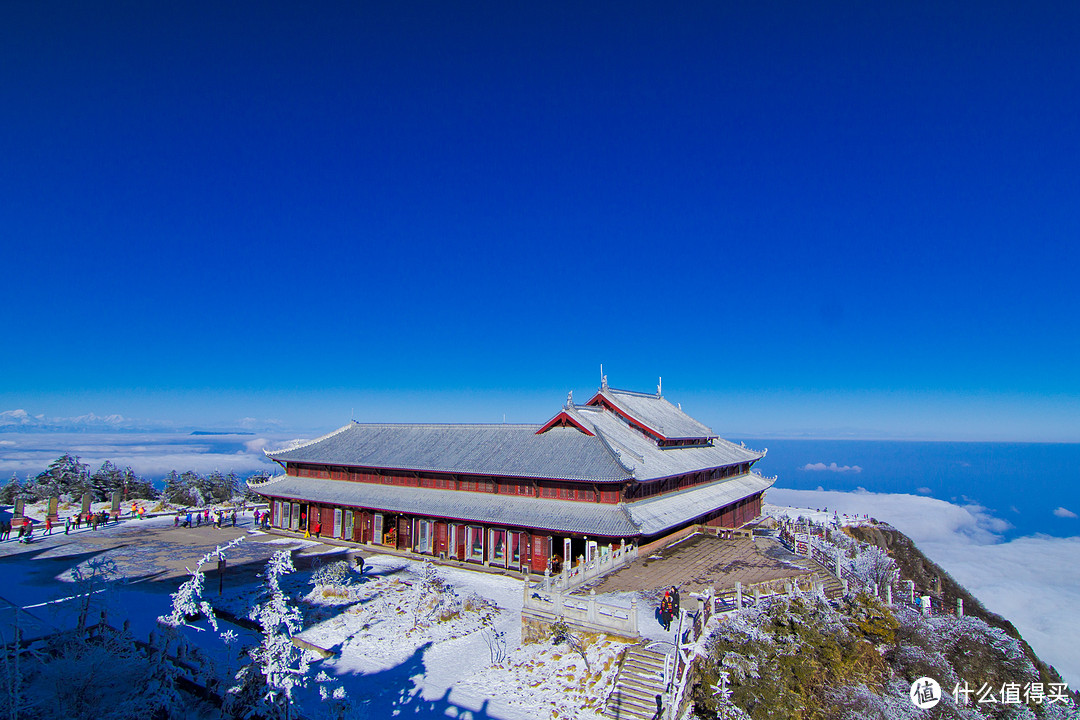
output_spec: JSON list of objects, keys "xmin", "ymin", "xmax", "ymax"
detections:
[{"xmin": 253, "ymin": 380, "xmax": 773, "ymax": 573}]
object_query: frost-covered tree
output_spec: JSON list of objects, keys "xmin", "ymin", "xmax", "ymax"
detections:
[
  {"xmin": 244, "ymin": 550, "xmax": 312, "ymax": 719},
  {"xmin": 0, "ymin": 472, "xmax": 23, "ymax": 504},
  {"xmin": 162, "ymin": 470, "xmax": 194, "ymax": 505},
  {"xmin": 159, "ymin": 537, "xmax": 245, "ymax": 633},
  {"xmin": 851, "ymin": 545, "xmax": 900, "ymax": 588},
  {"xmin": 90, "ymin": 460, "xmax": 124, "ymax": 501},
  {"xmin": 31, "ymin": 454, "xmax": 89, "ymax": 501}
]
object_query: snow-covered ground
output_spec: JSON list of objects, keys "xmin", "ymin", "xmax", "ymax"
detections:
[{"xmin": 1, "ymin": 513, "xmax": 658, "ymax": 720}]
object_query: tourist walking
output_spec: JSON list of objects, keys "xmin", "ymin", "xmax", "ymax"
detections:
[
  {"xmin": 659, "ymin": 589, "xmax": 673, "ymax": 631},
  {"xmin": 230, "ymin": 509, "xmax": 236, "ymax": 527},
  {"xmin": 65, "ymin": 516, "xmax": 71, "ymax": 535},
  {"xmin": 253, "ymin": 509, "xmax": 260, "ymax": 527},
  {"xmin": 45, "ymin": 516, "xmax": 53, "ymax": 536},
  {"xmin": 312, "ymin": 519, "xmax": 322, "ymax": 539}
]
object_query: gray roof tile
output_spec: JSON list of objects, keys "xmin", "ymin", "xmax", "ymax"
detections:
[
  {"xmin": 268, "ymin": 424, "xmax": 631, "ymax": 482},
  {"xmin": 596, "ymin": 388, "xmax": 716, "ymax": 440},
  {"xmin": 252, "ymin": 471, "xmax": 774, "ymax": 538}
]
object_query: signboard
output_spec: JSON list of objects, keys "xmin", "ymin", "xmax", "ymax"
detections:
[{"xmin": 13, "ymin": 498, "xmax": 25, "ymax": 526}]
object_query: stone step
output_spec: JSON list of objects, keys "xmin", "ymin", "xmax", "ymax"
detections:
[
  {"xmin": 622, "ymin": 658, "xmax": 664, "ymax": 677},
  {"xmin": 614, "ymin": 680, "xmax": 662, "ymax": 706},
  {"xmin": 619, "ymin": 673, "xmax": 663, "ymax": 694},
  {"xmin": 605, "ymin": 691, "xmax": 658, "ymax": 720}
]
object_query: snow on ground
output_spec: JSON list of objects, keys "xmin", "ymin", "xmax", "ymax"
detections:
[
  {"xmin": 762, "ymin": 502, "xmax": 866, "ymax": 527},
  {"xmin": 1, "ymin": 517, "xmax": 644, "ymax": 720},
  {"xmin": 294, "ymin": 554, "xmax": 632, "ymax": 720}
]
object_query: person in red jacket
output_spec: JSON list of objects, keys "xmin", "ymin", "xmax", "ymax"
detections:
[{"xmin": 312, "ymin": 519, "xmax": 322, "ymax": 539}]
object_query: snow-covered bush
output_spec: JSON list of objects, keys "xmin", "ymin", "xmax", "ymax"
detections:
[{"xmin": 310, "ymin": 560, "xmax": 357, "ymax": 600}]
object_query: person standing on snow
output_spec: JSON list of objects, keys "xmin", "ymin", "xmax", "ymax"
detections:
[{"xmin": 659, "ymin": 590, "xmax": 673, "ymax": 631}]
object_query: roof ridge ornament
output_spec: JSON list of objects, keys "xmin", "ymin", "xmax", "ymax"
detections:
[
  {"xmin": 600, "ymin": 363, "xmax": 608, "ymax": 390},
  {"xmin": 657, "ymin": 376, "xmax": 662, "ymax": 397},
  {"xmin": 565, "ymin": 390, "xmax": 573, "ymax": 409}
]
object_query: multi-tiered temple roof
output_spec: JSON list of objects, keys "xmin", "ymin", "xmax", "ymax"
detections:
[{"xmin": 267, "ymin": 386, "xmax": 763, "ymax": 484}]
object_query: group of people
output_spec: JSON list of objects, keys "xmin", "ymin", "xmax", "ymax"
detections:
[
  {"xmin": 252, "ymin": 508, "xmax": 270, "ymax": 529},
  {"xmin": 176, "ymin": 507, "xmax": 238, "ymax": 529},
  {"xmin": 659, "ymin": 585, "xmax": 681, "ymax": 631},
  {"xmin": 0, "ymin": 509, "xmax": 122, "ymax": 543},
  {"xmin": 0, "ymin": 519, "xmax": 28, "ymax": 541}
]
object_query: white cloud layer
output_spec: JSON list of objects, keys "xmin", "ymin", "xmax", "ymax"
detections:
[
  {"xmin": 0, "ymin": 432, "xmax": 296, "ymax": 479},
  {"xmin": 800, "ymin": 461, "xmax": 862, "ymax": 473},
  {"xmin": 767, "ymin": 487, "xmax": 1080, "ymax": 688},
  {"xmin": 1053, "ymin": 507, "xmax": 1078, "ymax": 519}
]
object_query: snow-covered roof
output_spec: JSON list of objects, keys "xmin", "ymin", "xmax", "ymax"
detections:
[
  {"xmin": 590, "ymin": 387, "xmax": 716, "ymax": 440},
  {"xmin": 267, "ymin": 424, "xmax": 631, "ymax": 482},
  {"xmin": 252, "ymin": 472, "xmax": 774, "ymax": 538},
  {"xmin": 563, "ymin": 405, "xmax": 761, "ymax": 481},
  {"xmin": 626, "ymin": 473, "xmax": 776, "ymax": 536},
  {"xmin": 266, "ymin": 386, "xmax": 763, "ymax": 484}
]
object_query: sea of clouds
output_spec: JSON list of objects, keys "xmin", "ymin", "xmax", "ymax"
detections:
[
  {"xmin": 0, "ymin": 432, "xmax": 304, "ymax": 480},
  {"xmin": 768, "ymin": 487, "xmax": 1080, "ymax": 689}
]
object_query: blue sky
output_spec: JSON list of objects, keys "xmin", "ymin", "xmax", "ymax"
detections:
[{"xmin": 3, "ymin": 1, "xmax": 1078, "ymax": 440}]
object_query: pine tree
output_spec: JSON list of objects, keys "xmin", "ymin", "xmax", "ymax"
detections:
[
  {"xmin": 0, "ymin": 472, "xmax": 22, "ymax": 504},
  {"xmin": 121, "ymin": 466, "xmax": 157, "ymax": 500},
  {"xmin": 33, "ymin": 454, "xmax": 89, "ymax": 501},
  {"xmin": 163, "ymin": 471, "xmax": 195, "ymax": 506},
  {"xmin": 90, "ymin": 460, "xmax": 123, "ymax": 502}
]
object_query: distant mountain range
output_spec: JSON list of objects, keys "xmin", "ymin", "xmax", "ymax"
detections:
[{"xmin": 0, "ymin": 409, "xmax": 267, "ymax": 434}]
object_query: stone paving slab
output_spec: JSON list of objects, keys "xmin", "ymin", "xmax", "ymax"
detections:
[{"xmin": 585, "ymin": 532, "xmax": 813, "ymax": 596}]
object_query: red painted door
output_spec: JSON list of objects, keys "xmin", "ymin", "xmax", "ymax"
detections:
[
  {"xmin": 455, "ymin": 524, "xmax": 466, "ymax": 559},
  {"xmin": 531, "ymin": 535, "xmax": 550, "ymax": 573},
  {"xmin": 435, "ymin": 522, "xmax": 448, "ymax": 556}
]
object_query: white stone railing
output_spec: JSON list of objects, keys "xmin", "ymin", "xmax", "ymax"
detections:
[
  {"xmin": 522, "ymin": 586, "xmax": 638, "ymax": 637},
  {"xmin": 545, "ymin": 541, "xmax": 638, "ymax": 592}
]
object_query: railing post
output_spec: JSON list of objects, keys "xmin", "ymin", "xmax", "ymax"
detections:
[
  {"xmin": 544, "ymin": 569, "xmax": 551, "ymax": 592},
  {"xmin": 735, "ymin": 581, "xmax": 743, "ymax": 610},
  {"xmin": 630, "ymin": 599, "xmax": 638, "ymax": 635},
  {"xmin": 904, "ymin": 580, "xmax": 915, "ymax": 604},
  {"xmin": 588, "ymin": 590, "xmax": 598, "ymax": 624},
  {"xmin": 885, "ymin": 583, "xmax": 892, "ymax": 606},
  {"xmin": 957, "ymin": 598, "xmax": 964, "ymax": 617}
]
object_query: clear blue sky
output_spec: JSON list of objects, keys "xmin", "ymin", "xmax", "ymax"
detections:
[{"xmin": 2, "ymin": 1, "xmax": 1078, "ymax": 440}]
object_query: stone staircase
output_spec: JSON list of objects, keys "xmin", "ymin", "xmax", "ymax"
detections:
[{"xmin": 605, "ymin": 646, "xmax": 667, "ymax": 720}]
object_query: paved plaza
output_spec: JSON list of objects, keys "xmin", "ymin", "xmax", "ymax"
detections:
[
  {"xmin": 586, "ymin": 532, "xmax": 818, "ymax": 595},
  {"xmin": 0, "ymin": 513, "xmax": 357, "ymax": 599}
]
